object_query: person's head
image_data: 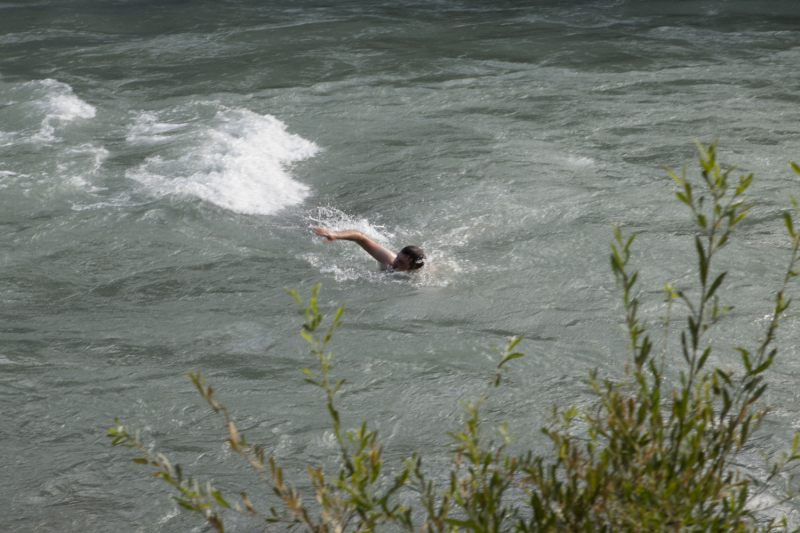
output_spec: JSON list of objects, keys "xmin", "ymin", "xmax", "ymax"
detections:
[{"xmin": 393, "ymin": 246, "xmax": 425, "ymax": 271}]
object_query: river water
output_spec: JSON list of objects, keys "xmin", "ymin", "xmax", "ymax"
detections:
[{"xmin": 3, "ymin": 1, "xmax": 800, "ymax": 531}]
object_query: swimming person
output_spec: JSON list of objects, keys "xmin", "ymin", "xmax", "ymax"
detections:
[{"xmin": 312, "ymin": 227, "xmax": 425, "ymax": 271}]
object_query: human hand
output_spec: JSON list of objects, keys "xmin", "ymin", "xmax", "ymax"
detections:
[{"xmin": 313, "ymin": 227, "xmax": 337, "ymax": 242}]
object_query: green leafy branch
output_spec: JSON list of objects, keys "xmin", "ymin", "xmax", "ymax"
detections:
[{"xmin": 111, "ymin": 144, "xmax": 800, "ymax": 533}]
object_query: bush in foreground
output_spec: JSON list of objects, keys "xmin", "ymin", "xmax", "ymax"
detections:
[{"xmin": 111, "ymin": 143, "xmax": 800, "ymax": 532}]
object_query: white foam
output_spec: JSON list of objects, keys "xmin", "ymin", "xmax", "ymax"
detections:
[
  {"xmin": 564, "ymin": 155, "xmax": 595, "ymax": 167},
  {"xmin": 126, "ymin": 111, "xmax": 187, "ymax": 143},
  {"xmin": 57, "ymin": 143, "xmax": 110, "ymax": 191},
  {"xmin": 29, "ymin": 79, "xmax": 96, "ymax": 142},
  {"xmin": 67, "ymin": 143, "xmax": 108, "ymax": 168},
  {"xmin": 127, "ymin": 108, "xmax": 319, "ymax": 215},
  {"xmin": 0, "ymin": 170, "xmax": 23, "ymax": 190}
]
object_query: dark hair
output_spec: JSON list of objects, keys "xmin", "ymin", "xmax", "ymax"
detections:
[{"xmin": 399, "ymin": 246, "xmax": 425, "ymax": 270}]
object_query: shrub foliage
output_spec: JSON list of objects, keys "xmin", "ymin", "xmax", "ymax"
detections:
[{"xmin": 111, "ymin": 144, "xmax": 800, "ymax": 532}]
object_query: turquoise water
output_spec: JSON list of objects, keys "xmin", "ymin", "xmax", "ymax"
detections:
[{"xmin": 3, "ymin": 1, "xmax": 800, "ymax": 530}]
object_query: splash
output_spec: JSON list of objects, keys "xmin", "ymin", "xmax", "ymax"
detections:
[
  {"xmin": 307, "ymin": 206, "xmax": 395, "ymax": 245},
  {"xmin": 303, "ymin": 206, "xmax": 462, "ymax": 287}
]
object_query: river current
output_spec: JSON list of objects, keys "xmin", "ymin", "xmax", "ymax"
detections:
[{"xmin": 3, "ymin": 1, "xmax": 800, "ymax": 531}]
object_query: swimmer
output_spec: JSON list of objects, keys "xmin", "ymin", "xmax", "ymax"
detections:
[{"xmin": 312, "ymin": 227, "xmax": 425, "ymax": 271}]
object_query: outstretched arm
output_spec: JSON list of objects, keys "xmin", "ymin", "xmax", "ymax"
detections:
[{"xmin": 313, "ymin": 227, "xmax": 397, "ymax": 266}]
